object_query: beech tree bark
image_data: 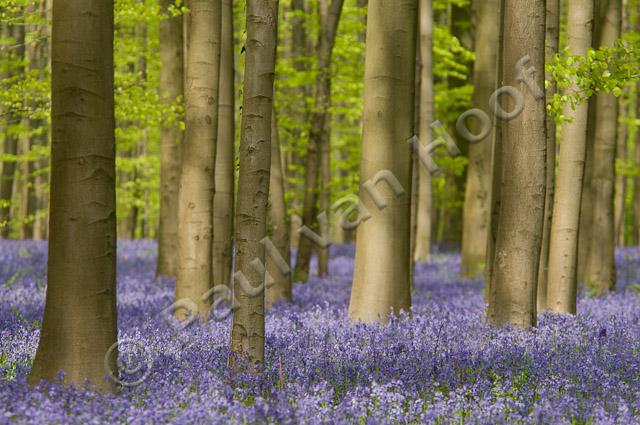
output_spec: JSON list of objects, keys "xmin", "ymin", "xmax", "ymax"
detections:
[
  {"xmin": 175, "ymin": 0, "xmax": 222, "ymax": 319},
  {"xmin": 537, "ymin": 0, "xmax": 561, "ymax": 311},
  {"xmin": 267, "ymin": 109, "xmax": 291, "ymax": 306},
  {"xmin": 583, "ymin": 0, "xmax": 621, "ymax": 294},
  {"xmin": 348, "ymin": 0, "xmax": 417, "ymax": 324},
  {"xmin": 212, "ymin": 0, "xmax": 235, "ymax": 288},
  {"xmin": 413, "ymin": 0, "xmax": 434, "ymax": 264},
  {"xmin": 230, "ymin": 0, "xmax": 278, "ymax": 366},
  {"xmin": 484, "ymin": 0, "xmax": 504, "ymax": 319},
  {"xmin": 157, "ymin": 0, "xmax": 185, "ymax": 277},
  {"xmin": 487, "ymin": 0, "xmax": 546, "ymax": 328},
  {"xmin": 460, "ymin": 0, "xmax": 500, "ymax": 276},
  {"xmin": 292, "ymin": 0, "xmax": 344, "ymax": 283},
  {"xmin": 28, "ymin": 0, "xmax": 117, "ymax": 391},
  {"xmin": 546, "ymin": 0, "xmax": 594, "ymax": 315}
]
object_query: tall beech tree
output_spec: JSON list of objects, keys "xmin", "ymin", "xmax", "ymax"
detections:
[
  {"xmin": 348, "ymin": 0, "xmax": 417, "ymax": 323},
  {"xmin": 175, "ymin": 0, "xmax": 222, "ymax": 319},
  {"xmin": 413, "ymin": 0, "xmax": 434, "ymax": 264},
  {"xmin": 292, "ymin": 0, "xmax": 344, "ymax": 283},
  {"xmin": 28, "ymin": 0, "xmax": 117, "ymax": 391},
  {"xmin": 537, "ymin": 0, "xmax": 561, "ymax": 311},
  {"xmin": 212, "ymin": 0, "xmax": 235, "ymax": 288},
  {"xmin": 487, "ymin": 0, "xmax": 546, "ymax": 327},
  {"xmin": 267, "ymin": 109, "xmax": 291, "ymax": 306},
  {"xmin": 231, "ymin": 0, "xmax": 278, "ymax": 366},
  {"xmin": 460, "ymin": 0, "xmax": 500, "ymax": 276},
  {"xmin": 547, "ymin": 0, "xmax": 594, "ymax": 315},
  {"xmin": 583, "ymin": 0, "xmax": 622, "ymax": 294},
  {"xmin": 157, "ymin": 0, "xmax": 185, "ymax": 277}
]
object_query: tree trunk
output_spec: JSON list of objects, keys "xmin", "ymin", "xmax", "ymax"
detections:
[
  {"xmin": 440, "ymin": 2, "xmax": 472, "ymax": 249},
  {"xmin": 157, "ymin": 0, "xmax": 185, "ymax": 277},
  {"xmin": 488, "ymin": 0, "xmax": 546, "ymax": 328},
  {"xmin": 460, "ymin": 0, "xmax": 500, "ymax": 276},
  {"xmin": 230, "ymin": 0, "xmax": 278, "ymax": 367},
  {"xmin": 266, "ymin": 109, "xmax": 291, "ymax": 306},
  {"xmin": 536, "ymin": 0, "xmax": 561, "ymax": 311},
  {"xmin": 28, "ymin": 0, "xmax": 117, "ymax": 391},
  {"xmin": 577, "ymin": 95, "xmax": 598, "ymax": 283},
  {"xmin": 317, "ymin": 107, "xmax": 331, "ymax": 276},
  {"xmin": 348, "ymin": 0, "xmax": 417, "ymax": 324},
  {"xmin": 614, "ymin": 94, "xmax": 627, "ymax": 246},
  {"xmin": 546, "ymin": 0, "xmax": 594, "ymax": 315},
  {"xmin": 414, "ymin": 0, "xmax": 434, "ymax": 264},
  {"xmin": 634, "ymin": 81, "xmax": 640, "ymax": 246},
  {"xmin": 17, "ymin": 124, "xmax": 33, "ymax": 239},
  {"xmin": 292, "ymin": 0, "xmax": 344, "ymax": 283},
  {"xmin": 288, "ymin": 0, "xmax": 309, "ymax": 251},
  {"xmin": 212, "ymin": 0, "xmax": 235, "ymax": 288},
  {"xmin": 175, "ymin": 0, "xmax": 222, "ymax": 319},
  {"xmin": 0, "ymin": 24, "xmax": 25, "ymax": 239},
  {"xmin": 584, "ymin": 0, "xmax": 621, "ymax": 294}
]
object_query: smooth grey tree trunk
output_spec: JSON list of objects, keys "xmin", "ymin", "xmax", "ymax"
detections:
[{"xmin": 28, "ymin": 0, "xmax": 117, "ymax": 392}]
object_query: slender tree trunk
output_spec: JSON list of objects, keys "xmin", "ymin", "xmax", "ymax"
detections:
[
  {"xmin": 317, "ymin": 107, "xmax": 331, "ymax": 276},
  {"xmin": 288, "ymin": 0, "xmax": 309, "ymax": 251},
  {"xmin": 157, "ymin": 0, "xmax": 185, "ymax": 276},
  {"xmin": 488, "ymin": 0, "xmax": 546, "ymax": 328},
  {"xmin": 614, "ymin": 94, "xmax": 627, "ymax": 245},
  {"xmin": 460, "ymin": 0, "xmax": 500, "ymax": 276},
  {"xmin": 546, "ymin": 0, "xmax": 594, "ymax": 315},
  {"xmin": 212, "ymin": 0, "xmax": 235, "ymax": 288},
  {"xmin": 577, "ymin": 97, "xmax": 598, "ymax": 282},
  {"xmin": 348, "ymin": 0, "xmax": 417, "ymax": 324},
  {"xmin": 317, "ymin": 1, "xmax": 334, "ymax": 277},
  {"xmin": 537, "ymin": 0, "xmax": 561, "ymax": 311},
  {"xmin": 0, "ymin": 24, "xmax": 25, "ymax": 239},
  {"xmin": 230, "ymin": 0, "xmax": 278, "ymax": 367},
  {"xmin": 17, "ymin": 125, "xmax": 33, "ymax": 239},
  {"xmin": 292, "ymin": 0, "xmax": 344, "ymax": 283},
  {"xmin": 634, "ymin": 82, "xmax": 640, "ymax": 246},
  {"xmin": 441, "ymin": 2, "xmax": 472, "ymax": 249},
  {"xmin": 583, "ymin": 0, "xmax": 621, "ymax": 294},
  {"xmin": 28, "ymin": 0, "xmax": 117, "ymax": 391},
  {"xmin": 414, "ymin": 0, "xmax": 434, "ymax": 264},
  {"xmin": 175, "ymin": 0, "xmax": 222, "ymax": 319},
  {"xmin": 267, "ymin": 109, "xmax": 291, "ymax": 306},
  {"xmin": 484, "ymin": 0, "xmax": 504, "ymax": 320}
]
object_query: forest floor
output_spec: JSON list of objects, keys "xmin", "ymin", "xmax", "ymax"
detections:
[{"xmin": 1, "ymin": 241, "xmax": 640, "ymax": 424}]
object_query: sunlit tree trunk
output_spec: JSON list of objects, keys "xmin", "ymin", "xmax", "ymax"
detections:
[
  {"xmin": 293, "ymin": 0, "xmax": 344, "ymax": 283},
  {"xmin": 460, "ymin": 0, "xmax": 500, "ymax": 276},
  {"xmin": 212, "ymin": 0, "xmax": 235, "ymax": 288},
  {"xmin": 547, "ymin": 0, "xmax": 594, "ymax": 315},
  {"xmin": 348, "ymin": 0, "xmax": 417, "ymax": 324},
  {"xmin": 230, "ymin": 0, "xmax": 278, "ymax": 366},
  {"xmin": 537, "ymin": 0, "xmax": 561, "ymax": 311},
  {"xmin": 267, "ymin": 109, "xmax": 291, "ymax": 306},
  {"xmin": 488, "ymin": 0, "xmax": 546, "ymax": 328},
  {"xmin": 414, "ymin": 0, "xmax": 434, "ymax": 264},
  {"xmin": 584, "ymin": 0, "xmax": 621, "ymax": 294},
  {"xmin": 28, "ymin": 0, "xmax": 117, "ymax": 391},
  {"xmin": 175, "ymin": 0, "xmax": 222, "ymax": 319},
  {"xmin": 157, "ymin": 0, "xmax": 185, "ymax": 276}
]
